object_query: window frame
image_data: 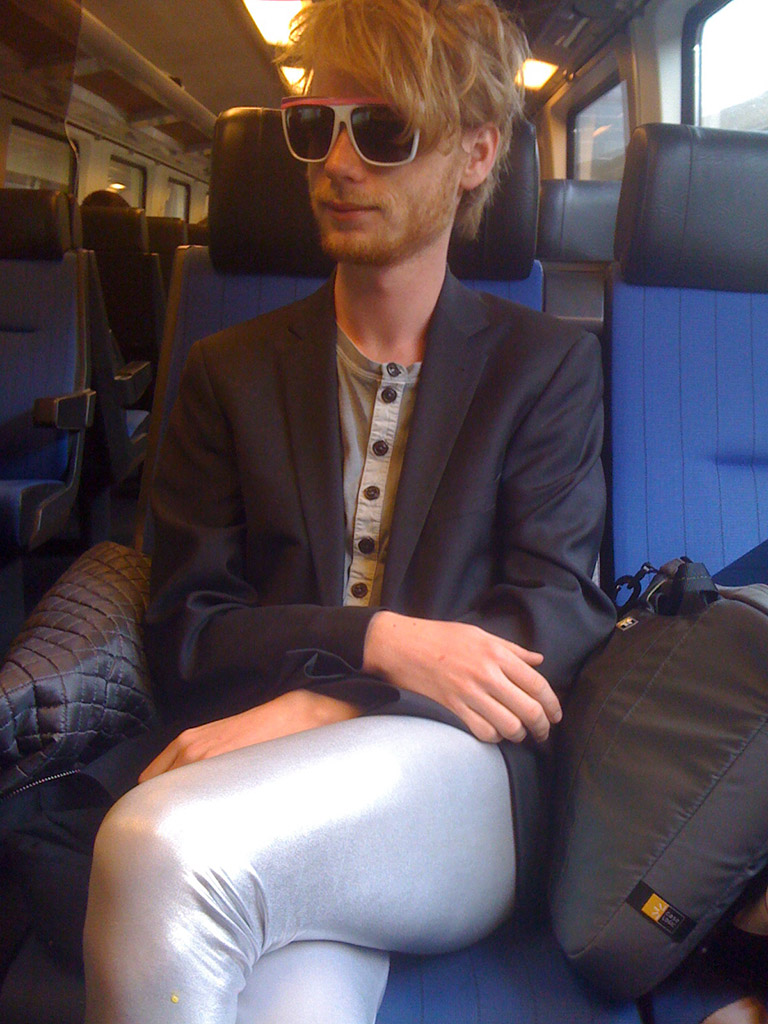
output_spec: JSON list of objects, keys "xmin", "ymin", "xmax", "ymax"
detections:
[
  {"xmin": 4, "ymin": 119, "xmax": 77, "ymax": 192},
  {"xmin": 166, "ymin": 176, "xmax": 191, "ymax": 221},
  {"xmin": 681, "ymin": 0, "xmax": 732, "ymax": 125},
  {"xmin": 566, "ymin": 72, "xmax": 627, "ymax": 181},
  {"xmin": 108, "ymin": 154, "xmax": 148, "ymax": 208}
]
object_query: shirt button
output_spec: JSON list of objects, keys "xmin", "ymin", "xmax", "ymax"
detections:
[
  {"xmin": 351, "ymin": 582, "xmax": 368, "ymax": 599},
  {"xmin": 358, "ymin": 536, "xmax": 375, "ymax": 555},
  {"xmin": 380, "ymin": 386, "xmax": 398, "ymax": 404},
  {"xmin": 364, "ymin": 485, "xmax": 380, "ymax": 500},
  {"xmin": 372, "ymin": 440, "xmax": 389, "ymax": 456},
  {"xmin": 386, "ymin": 363, "xmax": 402, "ymax": 377}
]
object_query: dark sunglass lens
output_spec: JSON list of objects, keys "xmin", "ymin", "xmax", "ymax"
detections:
[
  {"xmin": 351, "ymin": 106, "xmax": 414, "ymax": 163},
  {"xmin": 286, "ymin": 105, "xmax": 335, "ymax": 160}
]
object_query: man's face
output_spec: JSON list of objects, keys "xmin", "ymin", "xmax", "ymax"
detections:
[{"xmin": 306, "ymin": 67, "xmax": 468, "ymax": 268}]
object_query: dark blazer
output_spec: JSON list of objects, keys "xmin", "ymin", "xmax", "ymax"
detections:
[{"xmin": 144, "ymin": 271, "xmax": 615, "ymax": 897}]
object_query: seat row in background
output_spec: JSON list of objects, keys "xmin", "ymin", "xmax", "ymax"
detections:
[
  {"xmin": 0, "ymin": 190, "xmax": 213, "ymax": 565},
  {"xmin": 0, "ymin": 188, "xmax": 155, "ymax": 559}
]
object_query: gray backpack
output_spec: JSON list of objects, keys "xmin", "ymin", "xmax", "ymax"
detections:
[{"xmin": 549, "ymin": 558, "xmax": 768, "ymax": 999}]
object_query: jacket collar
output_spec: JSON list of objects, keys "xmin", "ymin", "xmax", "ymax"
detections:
[
  {"xmin": 277, "ymin": 278, "xmax": 346, "ymax": 605},
  {"xmin": 382, "ymin": 271, "xmax": 494, "ymax": 604}
]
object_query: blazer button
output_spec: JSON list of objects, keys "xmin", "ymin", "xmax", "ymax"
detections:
[
  {"xmin": 364, "ymin": 485, "xmax": 380, "ymax": 500},
  {"xmin": 358, "ymin": 536, "xmax": 375, "ymax": 554},
  {"xmin": 351, "ymin": 582, "xmax": 368, "ymax": 599},
  {"xmin": 372, "ymin": 440, "xmax": 389, "ymax": 456},
  {"xmin": 380, "ymin": 386, "xmax": 398, "ymax": 404}
]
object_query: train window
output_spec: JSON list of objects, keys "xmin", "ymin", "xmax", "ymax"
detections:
[
  {"xmin": 165, "ymin": 178, "xmax": 191, "ymax": 220},
  {"xmin": 3, "ymin": 121, "xmax": 75, "ymax": 191},
  {"xmin": 567, "ymin": 80, "xmax": 629, "ymax": 181},
  {"xmin": 108, "ymin": 155, "xmax": 147, "ymax": 208},
  {"xmin": 683, "ymin": 0, "xmax": 768, "ymax": 130}
]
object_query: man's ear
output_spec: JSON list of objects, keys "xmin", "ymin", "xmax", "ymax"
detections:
[{"xmin": 459, "ymin": 124, "xmax": 500, "ymax": 191}]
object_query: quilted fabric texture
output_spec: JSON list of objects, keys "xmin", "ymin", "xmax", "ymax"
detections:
[{"xmin": 0, "ymin": 541, "xmax": 157, "ymax": 797}]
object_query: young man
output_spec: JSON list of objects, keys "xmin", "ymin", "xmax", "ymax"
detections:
[{"xmin": 83, "ymin": 1, "xmax": 615, "ymax": 1021}]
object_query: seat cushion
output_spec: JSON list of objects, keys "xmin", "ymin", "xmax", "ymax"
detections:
[{"xmin": 379, "ymin": 921, "xmax": 642, "ymax": 1024}]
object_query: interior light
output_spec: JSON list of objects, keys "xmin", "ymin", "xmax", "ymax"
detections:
[
  {"xmin": 109, "ymin": 182, "xmax": 126, "ymax": 191},
  {"xmin": 242, "ymin": 0, "xmax": 308, "ymax": 46},
  {"xmin": 280, "ymin": 66, "xmax": 306, "ymax": 93},
  {"xmin": 520, "ymin": 59, "xmax": 559, "ymax": 91}
]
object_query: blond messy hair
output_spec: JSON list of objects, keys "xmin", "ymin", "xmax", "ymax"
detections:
[{"xmin": 278, "ymin": 0, "xmax": 529, "ymax": 240}]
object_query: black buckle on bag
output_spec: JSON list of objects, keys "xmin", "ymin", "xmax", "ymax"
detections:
[{"xmin": 613, "ymin": 562, "xmax": 658, "ymax": 612}]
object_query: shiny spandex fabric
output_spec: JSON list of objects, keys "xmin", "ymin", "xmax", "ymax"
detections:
[{"xmin": 84, "ymin": 715, "xmax": 516, "ymax": 1024}]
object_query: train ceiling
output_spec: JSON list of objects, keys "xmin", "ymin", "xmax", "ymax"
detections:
[{"xmin": 2, "ymin": 0, "xmax": 651, "ymax": 166}]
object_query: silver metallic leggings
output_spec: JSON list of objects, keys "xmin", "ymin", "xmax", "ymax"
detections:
[{"xmin": 84, "ymin": 715, "xmax": 516, "ymax": 1024}]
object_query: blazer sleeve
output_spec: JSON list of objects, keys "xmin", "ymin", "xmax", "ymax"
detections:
[
  {"xmin": 462, "ymin": 329, "xmax": 615, "ymax": 695},
  {"xmin": 144, "ymin": 340, "xmax": 383, "ymax": 723}
]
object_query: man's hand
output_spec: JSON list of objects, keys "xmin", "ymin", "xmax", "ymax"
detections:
[
  {"xmin": 363, "ymin": 612, "xmax": 561, "ymax": 744},
  {"xmin": 139, "ymin": 689, "xmax": 361, "ymax": 782}
]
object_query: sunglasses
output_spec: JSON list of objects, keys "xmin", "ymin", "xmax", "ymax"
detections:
[{"xmin": 280, "ymin": 97, "xmax": 420, "ymax": 167}]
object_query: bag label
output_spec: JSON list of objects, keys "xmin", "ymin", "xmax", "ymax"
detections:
[{"xmin": 628, "ymin": 882, "xmax": 695, "ymax": 941}]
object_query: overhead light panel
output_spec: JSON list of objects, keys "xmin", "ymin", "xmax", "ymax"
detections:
[
  {"xmin": 521, "ymin": 59, "xmax": 559, "ymax": 90},
  {"xmin": 280, "ymin": 66, "xmax": 306, "ymax": 93},
  {"xmin": 242, "ymin": 0, "xmax": 308, "ymax": 46}
]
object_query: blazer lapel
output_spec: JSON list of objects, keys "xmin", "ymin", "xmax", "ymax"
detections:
[
  {"xmin": 276, "ymin": 280, "xmax": 346, "ymax": 606},
  {"xmin": 382, "ymin": 273, "xmax": 494, "ymax": 604}
]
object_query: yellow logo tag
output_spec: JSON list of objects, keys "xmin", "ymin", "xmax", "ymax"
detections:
[{"xmin": 642, "ymin": 894, "xmax": 670, "ymax": 922}]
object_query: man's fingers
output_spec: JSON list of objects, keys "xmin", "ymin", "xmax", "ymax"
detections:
[
  {"xmin": 504, "ymin": 641, "xmax": 545, "ymax": 667},
  {"xmin": 497, "ymin": 649, "xmax": 562, "ymax": 724},
  {"xmin": 139, "ymin": 744, "xmax": 178, "ymax": 782}
]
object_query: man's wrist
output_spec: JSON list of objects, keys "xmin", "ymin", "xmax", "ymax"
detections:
[
  {"xmin": 291, "ymin": 688, "xmax": 362, "ymax": 726},
  {"xmin": 362, "ymin": 610, "xmax": 399, "ymax": 677}
]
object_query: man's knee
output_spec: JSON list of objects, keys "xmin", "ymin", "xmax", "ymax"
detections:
[{"xmin": 91, "ymin": 779, "xmax": 201, "ymax": 887}]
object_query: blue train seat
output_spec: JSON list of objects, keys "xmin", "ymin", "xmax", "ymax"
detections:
[
  {"xmin": 80, "ymin": 205, "xmax": 166, "ymax": 373},
  {"xmin": 146, "ymin": 215, "xmax": 188, "ymax": 296},
  {"xmin": 537, "ymin": 179, "xmax": 621, "ymax": 337},
  {"xmin": 0, "ymin": 189, "xmax": 95, "ymax": 554},
  {"xmin": 78, "ymin": 249, "xmax": 151, "ymax": 543},
  {"xmin": 608, "ymin": 123, "xmax": 768, "ymax": 582}
]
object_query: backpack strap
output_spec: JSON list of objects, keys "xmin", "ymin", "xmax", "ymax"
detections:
[{"xmin": 648, "ymin": 559, "xmax": 720, "ymax": 615}]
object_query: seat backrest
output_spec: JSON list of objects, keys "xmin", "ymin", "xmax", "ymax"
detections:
[
  {"xmin": 607, "ymin": 123, "xmax": 768, "ymax": 581},
  {"xmin": 146, "ymin": 216, "xmax": 189, "ymax": 295},
  {"xmin": 0, "ymin": 189, "xmax": 91, "ymax": 549},
  {"xmin": 81, "ymin": 205, "xmax": 166, "ymax": 368},
  {"xmin": 448, "ymin": 119, "xmax": 543, "ymax": 309},
  {"xmin": 537, "ymin": 179, "xmax": 621, "ymax": 335}
]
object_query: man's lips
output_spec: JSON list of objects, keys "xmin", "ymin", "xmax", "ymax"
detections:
[{"xmin": 314, "ymin": 193, "xmax": 378, "ymax": 215}]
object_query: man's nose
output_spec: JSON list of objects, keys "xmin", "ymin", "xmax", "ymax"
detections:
[{"xmin": 324, "ymin": 124, "xmax": 366, "ymax": 178}]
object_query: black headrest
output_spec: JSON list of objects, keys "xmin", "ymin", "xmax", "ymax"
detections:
[
  {"xmin": 209, "ymin": 107, "xmax": 333, "ymax": 277},
  {"xmin": 448, "ymin": 119, "xmax": 539, "ymax": 281},
  {"xmin": 615, "ymin": 123, "xmax": 768, "ymax": 292},
  {"xmin": 0, "ymin": 189, "xmax": 72, "ymax": 260},
  {"xmin": 537, "ymin": 179, "xmax": 620, "ymax": 263},
  {"xmin": 81, "ymin": 206, "xmax": 150, "ymax": 254},
  {"xmin": 147, "ymin": 216, "xmax": 189, "ymax": 251}
]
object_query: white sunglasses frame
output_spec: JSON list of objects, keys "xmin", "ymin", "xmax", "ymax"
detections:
[{"xmin": 280, "ymin": 97, "xmax": 420, "ymax": 168}]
